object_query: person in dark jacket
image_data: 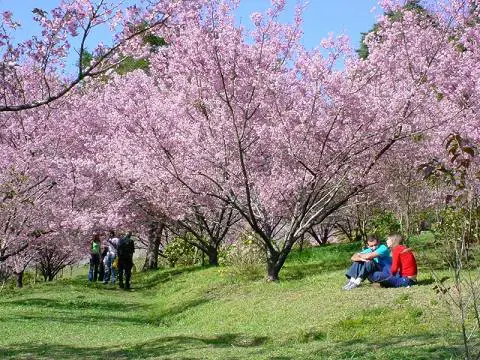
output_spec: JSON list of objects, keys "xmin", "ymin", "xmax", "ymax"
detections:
[
  {"xmin": 98, "ymin": 245, "xmax": 108, "ymax": 282},
  {"xmin": 117, "ymin": 231, "xmax": 135, "ymax": 290}
]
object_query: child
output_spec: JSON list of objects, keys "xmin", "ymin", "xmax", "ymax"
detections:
[{"xmin": 382, "ymin": 234, "xmax": 417, "ymax": 287}]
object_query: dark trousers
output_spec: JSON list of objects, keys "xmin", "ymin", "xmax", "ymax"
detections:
[
  {"xmin": 98, "ymin": 258, "xmax": 105, "ymax": 281},
  {"xmin": 345, "ymin": 261, "xmax": 378, "ymax": 280},
  {"xmin": 368, "ymin": 265, "xmax": 392, "ymax": 283},
  {"xmin": 118, "ymin": 256, "xmax": 133, "ymax": 289},
  {"xmin": 88, "ymin": 253, "xmax": 100, "ymax": 281},
  {"xmin": 381, "ymin": 274, "xmax": 416, "ymax": 288}
]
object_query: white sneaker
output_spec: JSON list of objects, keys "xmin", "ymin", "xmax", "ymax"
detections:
[
  {"xmin": 345, "ymin": 281, "xmax": 360, "ymax": 290},
  {"xmin": 343, "ymin": 280, "xmax": 353, "ymax": 290}
]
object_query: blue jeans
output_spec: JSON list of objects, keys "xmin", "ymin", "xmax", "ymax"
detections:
[
  {"xmin": 346, "ymin": 261, "xmax": 378, "ymax": 280},
  {"xmin": 88, "ymin": 253, "xmax": 100, "ymax": 281},
  {"xmin": 368, "ymin": 265, "xmax": 392, "ymax": 283},
  {"xmin": 381, "ymin": 274, "xmax": 416, "ymax": 288},
  {"xmin": 103, "ymin": 255, "xmax": 116, "ymax": 284}
]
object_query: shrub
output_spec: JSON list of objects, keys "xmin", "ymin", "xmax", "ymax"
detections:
[
  {"xmin": 221, "ymin": 232, "xmax": 265, "ymax": 279},
  {"xmin": 366, "ymin": 211, "xmax": 401, "ymax": 240},
  {"xmin": 163, "ymin": 235, "xmax": 198, "ymax": 267},
  {"xmin": 0, "ymin": 263, "xmax": 12, "ymax": 291}
]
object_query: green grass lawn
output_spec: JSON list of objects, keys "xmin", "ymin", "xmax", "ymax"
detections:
[{"xmin": 0, "ymin": 233, "xmax": 463, "ymax": 359}]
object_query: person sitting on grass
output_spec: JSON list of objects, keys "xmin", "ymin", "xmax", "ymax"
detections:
[
  {"xmin": 380, "ymin": 233, "xmax": 417, "ymax": 288},
  {"xmin": 343, "ymin": 235, "xmax": 392, "ymax": 290}
]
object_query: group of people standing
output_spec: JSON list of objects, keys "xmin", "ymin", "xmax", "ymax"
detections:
[
  {"xmin": 343, "ymin": 233, "xmax": 418, "ymax": 290},
  {"xmin": 88, "ymin": 230, "xmax": 135, "ymax": 290}
]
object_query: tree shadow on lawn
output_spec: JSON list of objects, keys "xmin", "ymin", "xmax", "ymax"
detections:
[
  {"xmin": 416, "ymin": 277, "xmax": 439, "ymax": 286},
  {"xmin": 310, "ymin": 333, "xmax": 461, "ymax": 359},
  {"xmin": 1, "ymin": 332, "xmax": 459, "ymax": 360},
  {"xmin": 1, "ymin": 297, "xmax": 210, "ymax": 328},
  {"xmin": 0, "ymin": 333, "xmax": 269, "ymax": 360},
  {"xmin": 33, "ymin": 265, "xmax": 204, "ymax": 291},
  {"xmin": 135, "ymin": 266, "xmax": 207, "ymax": 291},
  {"xmin": 2, "ymin": 297, "xmax": 142, "ymax": 312},
  {"xmin": 281, "ymin": 261, "xmax": 350, "ymax": 281}
]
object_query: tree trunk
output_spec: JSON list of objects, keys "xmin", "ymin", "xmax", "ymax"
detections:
[
  {"xmin": 265, "ymin": 238, "xmax": 296, "ymax": 281},
  {"xmin": 16, "ymin": 271, "xmax": 23, "ymax": 288},
  {"xmin": 143, "ymin": 221, "xmax": 164, "ymax": 271},
  {"xmin": 206, "ymin": 247, "xmax": 219, "ymax": 266},
  {"xmin": 298, "ymin": 235, "xmax": 305, "ymax": 252},
  {"xmin": 266, "ymin": 261, "xmax": 279, "ymax": 282},
  {"xmin": 320, "ymin": 226, "xmax": 331, "ymax": 245},
  {"xmin": 266, "ymin": 249, "xmax": 281, "ymax": 282}
]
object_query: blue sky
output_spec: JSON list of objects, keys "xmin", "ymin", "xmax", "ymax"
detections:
[
  {"xmin": 0, "ymin": 0, "xmax": 380, "ymax": 69},
  {"xmin": 236, "ymin": 1, "xmax": 380, "ymax": 49}
]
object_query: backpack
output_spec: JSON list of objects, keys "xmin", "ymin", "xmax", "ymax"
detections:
[{"xmin": 118, "ymin": 236, "xmax": 135, "ymax": 257}]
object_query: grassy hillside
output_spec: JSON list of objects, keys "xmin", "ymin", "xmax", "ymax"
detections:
[{"xmin": 0, "ymin": 233, "xmax": 462, "ymax": 359}]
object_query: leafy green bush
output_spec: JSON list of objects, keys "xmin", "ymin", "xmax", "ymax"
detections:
[
  {"xmin": 366, "ymin": 211, "xmax": 401, "ymax": 240},
  {"xmin": 163, "ymin": 235, "xmax": 198, "ymax": 267},
  {"xmin": 431, "ymin": 207, "xmax": 480, "ymax": 268},
  {"xmin": 411, "ymin": 208, "xmax": 437, "ymax": 232},
  {"xmin": 221, "ymin": 232, "xmax": 265, "ymax": 278}
]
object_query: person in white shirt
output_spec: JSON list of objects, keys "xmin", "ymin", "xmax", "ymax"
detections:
[{"xmin": 103, "ymin": 230, "xmax": 119, "ymax": 285}]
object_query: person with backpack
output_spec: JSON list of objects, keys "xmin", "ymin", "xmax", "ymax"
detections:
[{"xmin": 117, "ymin": 231, "xmax": 135, "ymax": 290}]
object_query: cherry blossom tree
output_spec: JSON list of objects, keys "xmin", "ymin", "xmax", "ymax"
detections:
[
  {"xmin": 3, "ymin": 0, "xmax": 480, "ymax": 285},
  {"xmin": 0, "ymin": 0, "xmax": 202, "ymax": 112},
  {"xmin": 0, "ymin": 1, "xmax": 209, "ymax": 281},
  {"xmin": 150, "ymin": 0, "xmax": 480, "ymax": 280},
  {"xmin": 86, "ymin": 0, "xmax": 461, "ymax": 280}
]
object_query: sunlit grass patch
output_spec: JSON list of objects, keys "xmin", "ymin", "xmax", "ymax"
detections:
[{"xmin": 0, "ymin": 238, "xmax": 464, "ymax": 359}]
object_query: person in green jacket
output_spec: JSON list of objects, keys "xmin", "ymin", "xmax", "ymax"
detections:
[{"xmin": 88, "ymin": 234, "xmax": 101, "ymax": 282}]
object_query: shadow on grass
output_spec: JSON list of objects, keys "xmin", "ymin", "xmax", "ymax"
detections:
[
  {"xmin": 135, "ymin": 266, "xmax": 206, "ymax": 291},
  {"xmin": 0, "ymin": 333, "xmax": 269, "ymax": 360},
  {"xmin": 25, "ymin": 266, "xmax": 205, "ymax": 292},
  {"xmin": 323, "ymin": 310, "xmax": 461, "ymax": 358},
  {"xmin": 311, "ymin": 333, "xmax": 461, "ymax": 359},
  {"xmin": 1, "ymin": 296, "xmax": 210, "ymax": 327},
  {"xmin": 2, "ymin": 297, "xmax": 141, "ymax": 312},
  {"xmin": 417, "ymin": 277, "xmax": 438, "ymax": 286},
  {"xmin": 0, "ymin": 332, "xmax": 461, "ymax": 359},
  {"xmin": 282, "ymin": 261, "xmax": 350, "ymax": 281}
]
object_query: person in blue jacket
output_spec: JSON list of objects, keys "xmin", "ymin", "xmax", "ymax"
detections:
[{"xmin": 343, "ymin": 235, "xmax": 392, "ymax": 290}]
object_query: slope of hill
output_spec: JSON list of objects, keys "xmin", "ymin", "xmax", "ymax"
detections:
[{"xmin": 0, "ymin": 235, "xmax": 460, "ymax": 359}]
